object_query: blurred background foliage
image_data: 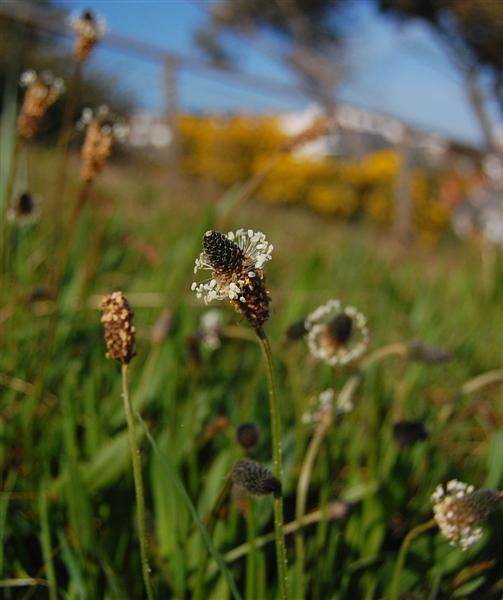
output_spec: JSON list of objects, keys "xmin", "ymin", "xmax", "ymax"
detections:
[{"xmin": 1, "ymin": 0, "xmax": 503, "ymax": 599}]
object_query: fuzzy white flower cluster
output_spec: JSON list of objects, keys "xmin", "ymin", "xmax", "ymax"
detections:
[
  {"xmin": 191, "ymin": 229, "xmax": 273, "ymax": 304},
  {"xmin": 302, "ymin": 386, "xmax": 355, "ymax": 425},
  {"xmin": 199, "ymin": 309, "xmax": 224, "ymax": 350},
  {"xmin": 305, "ymin": 299, "xmax": 369, "ymax": 366},
  {"xmin": 77, "ymin": 106, "xmax": 129, "ymax": 141},
  {"xmin": 431, "ymin": 480, "xmax": 482, "ymax": 551},
  {"xmin": 302, "ymin": 388, "xmax": 334, "ymax": 424},
  {"xmin": 70, "ymin": 11, "xmax": 107, "ymax": 40},
  {"xmin": 20, "ymin": 70, "xmax": 65, "ymax": 95}
]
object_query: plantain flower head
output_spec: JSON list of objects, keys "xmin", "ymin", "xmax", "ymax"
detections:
[
  {"xmin": 432, "ymin": 479, "xmax": 502, "ymax": 551},
  {"xmin": 305, "ymin": 299, "xmax": 369, "ymax": 366},
  {"xmin": 18, "ymin": 70, "xmax": 65, "ymax": 139},
  {"xmin": 191, "ymin": 229, "xmax": 273, "ymax": 328},
  {"xmin": 70, "ymin": 10, "xmax": 107, "ymax": 62}
]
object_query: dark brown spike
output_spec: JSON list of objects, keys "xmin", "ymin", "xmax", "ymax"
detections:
[
  {"xmin": 231, "ymin": 267, "xmax": 270, "ymax": 329},
  {"xmin": 231, "ymin": 458, "xmax": 281, "ymax": 496},
  {"xmin": 203, "ymin": 230, "xmax": 244, "ymax": 274},
  {"xmin": 328, "ymin": 313, "xmax": 353, "ymax": 344}
]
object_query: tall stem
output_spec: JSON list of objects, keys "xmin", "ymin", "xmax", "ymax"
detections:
[
  {"xmin": 194, "ymin": 476, "xmax": 233, "ymax": 600},
  {"xmin": 53, "ymin": 63, "xmax": 81, "ymax": 219},
  {"xmin": 389, "ymin": 518, "xmax": 436, "ymax": 600},
  {"xmin": 245, "ymin": 501, "xmax": 257, "ymax": 600},
  {"xmin": 50, "ymin": 178, "xmax": 92, "ymax": 297},
  {"xmin": 1, "ymin": 136, "xmax": 22, "ymax": 274},
  {"xmin": 294, "ymin": 414, "xmax": 331, "ymax": 599},
  {"xmin": 121, "ymin": 363, "xmax": 155, "ymax": 600},
  {"xmin": 256, "ymin": 328, "xmax": 288, "ymax": 600}
]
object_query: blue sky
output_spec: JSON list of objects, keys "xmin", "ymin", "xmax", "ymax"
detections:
[{"xmin": 49, "ymin": 0, "xmax": 498, "ymax": 146}]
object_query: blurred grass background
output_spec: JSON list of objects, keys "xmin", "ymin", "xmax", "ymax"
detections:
[{"xmin": 1, "ymin": 137, "xmax": 503, "ymax": 598}]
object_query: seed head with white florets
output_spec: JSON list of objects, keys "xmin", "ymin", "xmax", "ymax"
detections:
[
  {"xmin": 431, "ymin": 479, "xmax": 502, "ymax": 551},
  {"xmin": 305, "ymin": 299, "xmax": 369, "ymax": 366},
  {"xmin": 191, "ymin": 229, "xmax": 273, "ymax": 328}
]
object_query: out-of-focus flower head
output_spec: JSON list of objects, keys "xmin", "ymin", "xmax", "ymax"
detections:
[
  {"xmin": 305, "ymin": 299, "xmax": 369, "ymax": 366},
  {"xmin": 392, "ymin": 420, "xmax": 428, "ymax": 447},
  {"xmin": 7, "ymin": 191, "xmax": 41, "ymax": 226},
  {"xmin": 17, "ymin": 70, "xmax": 65, "ymax": 139},
  {"xmin": 231, "ymin": 458, "xmax": 281, "ymax": 496},
  {"xmin": 199, "ymin": 309, "xmax": 224, "ymax": 349},
  {"xmin": 70, "ymin": 10, "xmax": 107, "ymax": 63},
  {"xmin": 432, "ymin": 479, "xmax": 502, "ymax": 551},
  {"xmin": 302, "ymin": 387, "xmax": 354, "ymax": 426},
  {"xmin": 407, "ymin": 340, "xmax": 451, "ymax": 364},
  {"xmin": 78, "ymin": 106, "xmax": 129, "ymax": 181}
]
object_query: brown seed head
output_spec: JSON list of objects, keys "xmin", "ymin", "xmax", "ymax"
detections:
[
  {"xmin": 231, "ymin": 265, "xmax": 270, "ymax": 329},
  {"xmin": 72, "ymin": 11, "xmax": 105, "ymax": 62},
  {"xmin": 81, "ymin": 119, "xmax": 114, "ymax": 181},
  {"xmin": 100, "ymin": 291, "xmax": 136, "ymax": 364},
  {"xmin": 231, "ymin": 458, "xmax": 281, "ymax": 496},
  {"xmin": 18, "ymin": 74, "xmax": 64, "ymax": 139}
]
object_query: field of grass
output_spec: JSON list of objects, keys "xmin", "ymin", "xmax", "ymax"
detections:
[{"xmin": 1, "ymin": 139, "xmax": 503, "ymax": 600}]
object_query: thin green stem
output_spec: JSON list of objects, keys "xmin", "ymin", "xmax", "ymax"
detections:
[
  {"xmin": 1, "ymin": 135, "xmax": 22, "ymax": 274},
  {"xmin": 245, "ymin": 501, "xmax": 257, "ymax": 600},
  {"xmin": 50, "ymin": 178, "xmax": 92, "ymax": 297},
  {"xmin": 206, "ymin": 500, "xmax": 349, "ymax": 578},
  {"xmin": 256, "ymin": 328, "xmax": 288, "ymax": 600},
  {"xmin": 136, "ymin": 413, "xmax": 242, "ymax": 600},
  {"xmin": 53, "ymin": 62, "xmax": 81, "ymax": 222},
  {"xmin": 194, "ymin": 476, "xmax": 233, "ymax": 600},
  {"xmin": 294, "ymin": 414, "xmax": 331, "ymax": 599},
  {"xmin": 121, "ymin": 363, "xmax": 155, "ymax": 600},
  {"xmin": 389, "ymin": 518, "xmax": 437, "ymax": 600},
  {"xmin": 38, "ymin": 483, "xmax": 57, "ymax": 600}
]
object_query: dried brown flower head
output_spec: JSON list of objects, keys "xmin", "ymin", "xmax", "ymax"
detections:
[
  {"xmin": 17, "ymin": 70, "xmax": 64, "ymax": 139},
  {"xmin": 231, "ymin": 458, "xmax": 281, "ymax": 496},
  {"xmin": 100, "ymin": 291, "xmax": 136, "ymax": 364},
  {"xmin": 192, "ymin": 229, "xmax": 273, "ymax": 329},
  {"xmin": 71, "ymin": 10, "xmax": 106, "ymax": 63}
]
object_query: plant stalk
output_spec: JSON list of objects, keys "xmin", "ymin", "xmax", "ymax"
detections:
[
  {"xmin": 121, "ymin": 363, "xmax": 155, "ymax": 600},
  {"xmin": 256, "ymin": 327, "xmax": 288, "ymax": 600},
  {"xmin": 50, "ymin": 178, "xmax": 92, "ymax": 297},
  {"xmin": 294, "ymin": 413, "xmax": 331, "ymax": 598},
  {"xmin": 389, "ymin": 518, "xmax": 437, "ymax": 600},
  {"xmin": 194, "ymin": 476, "xmax": 233, "ymax": 600}
]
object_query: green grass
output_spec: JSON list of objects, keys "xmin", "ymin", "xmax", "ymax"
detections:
[{"xmin": 0, "ymin": 142, "xmax": 502, "ymax": 599}]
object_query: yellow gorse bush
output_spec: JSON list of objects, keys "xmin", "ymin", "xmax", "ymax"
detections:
[{"xmin": 177, "ymin": 113, "xmax": 469, "ymax": 239}]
